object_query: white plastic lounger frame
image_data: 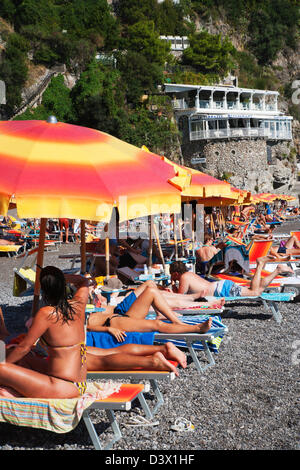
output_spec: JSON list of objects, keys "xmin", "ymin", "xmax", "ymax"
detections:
[
  {"xmin": 82, "ymin": 385, "xmax": 144, "ymax": 450},
  {"xmin": 154, "ymin": 329, "xmax": 228, "ymax": 374},
  {"xmin": 222, "ymin": 291, "xmax": 295, "ymax": 324}
]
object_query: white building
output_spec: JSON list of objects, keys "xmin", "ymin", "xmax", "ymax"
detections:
[
  {"xmin": 159, "ymin": 35, "xmax": 189, "ymax": 52},
  {"xmin": 164, "ymin": 83, "xmax": 293, "ymax": 142}
]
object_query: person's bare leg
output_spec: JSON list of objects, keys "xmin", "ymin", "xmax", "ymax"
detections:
[
  {"xmin": 87, "ymin": 342, "xmax": 187, "ymax": 369},
  {"xmin": 133, "ymin": 280, "xmax": 158, "ymax": 297},
  {"xmin": 126, "ymin": 286, "xmax": 184, "ymax": 324},
  {"xmin": 285, "ymin": 248, "xmax": 300, "ymax": 256},
  {"xmin": 0, "ymin": 361, "xmax": 79, "ymax": 398},
  {"xmin": 285, "ymin": 235, "xmax": 300, "ymax": 249},
  {"xmin": 241, "ymin": 257, "xmax": 293, "ymax": 296},
  {"xmin": 161, "ymin": 291, "xmax": 225, "ymax": 308},
  {"xmin": 110, "ymin": 316, "xmax": 213, "ymax": 334},
  {"xmin": 87, "ymin": 350, "xmax": 179, "ymax": 375}
]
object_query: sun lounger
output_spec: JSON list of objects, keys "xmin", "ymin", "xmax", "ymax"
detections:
[
  {"xmin": 86, "ymin": 316, "xmax": 228, "ymax": 374},
  {"xmin": 0, "ymin": 382, "xmax": 144, "ymax": 450},
  {"xmin": 87, "ymin": 366, "xmax": 177, "ymax": 420},
  {"xmin": 13, "ymin": 266, "xmax": 36, "ymax": 296},
  {"xmin": 152, "ymin": 316, "xmax": 228, "ymax": 373},
  {"xmin": 0, "ymin": 244, "xmax": 24, "ymax": 257},
  {"xmin": 214, "ymin": 291, "xmax": 296, "ymax": 324},
  {"xmin": 172, "ymin": 305, "xmax": 224, "ymax": 315}
]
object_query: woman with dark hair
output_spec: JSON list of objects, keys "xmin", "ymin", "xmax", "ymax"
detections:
[{"xmin": 0, "ymin": 267, "xmax": 90, "ymax": 398}]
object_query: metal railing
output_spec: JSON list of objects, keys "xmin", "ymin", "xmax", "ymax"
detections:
[
  {"xmin": 171, "ymin": 99, "xmax": 278, "ymax": 112},
  {"xmin": 189, "ymin": 127, "xmax": 291, "ymax": 141}
]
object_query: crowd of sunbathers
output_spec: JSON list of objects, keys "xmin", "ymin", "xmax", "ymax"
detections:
[{"xmin": 0, "ymin": 200, "xmax": 299, "ymax": 399}]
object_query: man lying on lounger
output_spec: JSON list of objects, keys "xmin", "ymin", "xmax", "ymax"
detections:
[{"xmin": 169, "ymin": 257, "xmax": 293, "ymax": 298}]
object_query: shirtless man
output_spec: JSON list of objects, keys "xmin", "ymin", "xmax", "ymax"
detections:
[
  {"xmin": 196, "ymin": 234, "xmax": 220, "ymax": 263},
  {"xmin": 169, "ymin": 257, "xmax": 293, "ymax": 298}
]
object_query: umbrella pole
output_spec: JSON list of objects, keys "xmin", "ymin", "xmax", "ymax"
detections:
[
  {"xmin": 148, "ymin": 215, "xmax": 153, "ymax": 268},
  {"xmin": 105, "ymin": 224, "xmax": 110, "ymax": 279},
  {"xmin": 153, "ymin": 223, "xmax": 166, "ymax": 273},
  {"xmin": 173, "ymin": 214, "xmax": 178, "ymax": 260},
  {"xmin": 192, "ymin": 229, "xmax": 196, "ymax": 273},
  {"xmin": 32, "ymin": 217, "xmax": 47, "ymax": 316},
  {"xmin": 80, "ymin": 220, "xmax": 86, "ymax": 273}
]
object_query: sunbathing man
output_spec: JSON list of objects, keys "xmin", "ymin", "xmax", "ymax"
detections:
[
  {"xmin": 196, "ymin": 234, "xmax": 220, "ymax": 263},
  {"xmin": 169, "ymin": 258, "xmax": 293, "ymax": 298},
  {"xmin": 92, "ymin": 279, "xmax": 224, "ymax": 312}
]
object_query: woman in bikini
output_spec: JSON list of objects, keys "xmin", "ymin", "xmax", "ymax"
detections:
[
  {"xmin": 86, "ymin": 282, "xmax": 213, "ymax": 341},
  {"xmin": 0, "ymin": 267, "xmax": 90, "ymax": 398},
  {"xmin": 0, "ymin": 298, "xmax": 186, "ymax": 381}
]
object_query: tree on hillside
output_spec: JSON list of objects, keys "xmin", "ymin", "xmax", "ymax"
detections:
[
  {"xmin": 59, "ymin": 0, "xmax": 120, "ymax": 50},
  {"xmin": 0, "ymin": 33, "xmax": 29, "ymax": 114},
  {"xmin": 248, "ymin": 0, "xmax": 300, "ymax": 64},
  {"xmin": 182, "ymin": 30, "xmax": 236, "ymax": 76},
  {"xmin": 115, "ymin": 0, "xmax": 158, "ymax": 26},
  {"xmin": 71, "ymin": 60, "xmax": 124, "ymax": 134},
  {"xmin": 117, "ymin": 50, "xmax": 164, "ymax": 106},
  {"xmin": 122, "ymin": 20, "xmax": 171, "ymax": 66},
  {"xmin": 14, "ymin": 0, "xmax": 60, "ymax": 32}
]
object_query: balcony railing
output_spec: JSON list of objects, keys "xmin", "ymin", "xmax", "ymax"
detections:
[
  {"xmin": 171, "ymin": 98, "xmax": 277, "ymax": 112},
  {"xmin": 171, "ymin": 98, "xmax": 189, "ymax": 109},
  {"xmin": 189, "ymin": 127, "xmax": 291, "ymax": 141}
]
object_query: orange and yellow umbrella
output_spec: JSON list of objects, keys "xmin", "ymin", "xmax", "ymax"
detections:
[
  {"xmin": 151, "ymin": 154, "xmax": 235, "ymax": 200},
  {"xmin": 0, "ymin": 120, "xmax": 183, "ymax": 222}
]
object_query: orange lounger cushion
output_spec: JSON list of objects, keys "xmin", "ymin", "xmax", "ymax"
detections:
[{"xmin": 97, "ymin": 383, "xmax": 144, "ymax": 403}]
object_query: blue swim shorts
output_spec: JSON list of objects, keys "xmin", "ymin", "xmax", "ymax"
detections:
[
  {"xmin": 114, "ymin": 291, "xmax": 137, "ymax": 315},
  {"xmin": 213, "ymin": 279, "xmax": 242, "ymax": 297}
]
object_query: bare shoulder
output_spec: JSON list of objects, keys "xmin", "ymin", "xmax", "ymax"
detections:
[
  {"xmin": 35, "ymin": 305, "xmax": 56, "ymax": 319},
  {"xmin": 182, "ymin": 271, "xmax": 198, "ymax": 279}
]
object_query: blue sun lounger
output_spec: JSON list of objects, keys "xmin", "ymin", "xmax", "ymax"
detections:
[
  {"xmin": 86, "ymin": 315, "xmax": 228, "ymax": 374},
  {"xmin": 218, "ymin": 291, "xmax": 295, "ymax": 324}
]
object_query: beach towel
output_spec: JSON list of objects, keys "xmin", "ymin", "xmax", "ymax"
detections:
[
  {"xmin": 0, "ymin": 382, "xmax": 121, "ymax": 434},
  {"xmin": 86, "ymin": 331, "xmax": 155, "ymax": 349},
  {"xmin": 86, "ymin": 316, "xmax": 226, "ymax": 353}
]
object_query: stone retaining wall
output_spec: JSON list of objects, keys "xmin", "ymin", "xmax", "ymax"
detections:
[{"xmin": 180, "ymin": 127, "xmax": 296, "ymax": 193}]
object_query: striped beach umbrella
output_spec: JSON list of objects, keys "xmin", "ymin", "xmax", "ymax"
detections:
[
  {"xmin": 0, "ymin": 119, "xmax": 183, "ymax": 222},
  {"xmin": 0, "ymin": 118, "xmax": 184, "ymax": 313}
]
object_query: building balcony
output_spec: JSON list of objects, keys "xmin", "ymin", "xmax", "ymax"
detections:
[
  {"xmin": 171, "ymin": 98, "xmax": 189, "ymax": 109},
  {"xmin": 171, "ymin": 98, "xmax": 277, "ymax": 113},
  {"xmin": 189, "ymin": 127, "xmax": 291, "ymax": 141}
]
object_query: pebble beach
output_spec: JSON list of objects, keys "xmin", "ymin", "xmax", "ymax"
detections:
[{"xmin": 0, "ymin": 221, "xmax": 299, "ymax": 451}]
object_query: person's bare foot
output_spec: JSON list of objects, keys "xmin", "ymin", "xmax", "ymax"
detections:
[
  {"xmin": 153, "ymin": 352, "xmax": 179, "ymax": 376},
  {"xmin": 256, "ymin": 256, "xmax": 272, "ymax": 266},
  {"xmin": 208, "ymin": 297, "xmax": 225, "ymax": 308},
  {"xmin": 164, "ymin": 342, "xmax": 187, "ymax": 369},
  {"xmin": 197, "ymin": 317, "xmax": 212, "ymax": 333},
  {"xmin": 276, "ymin": 264, "xmax": 294, "ymax": 275}
]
